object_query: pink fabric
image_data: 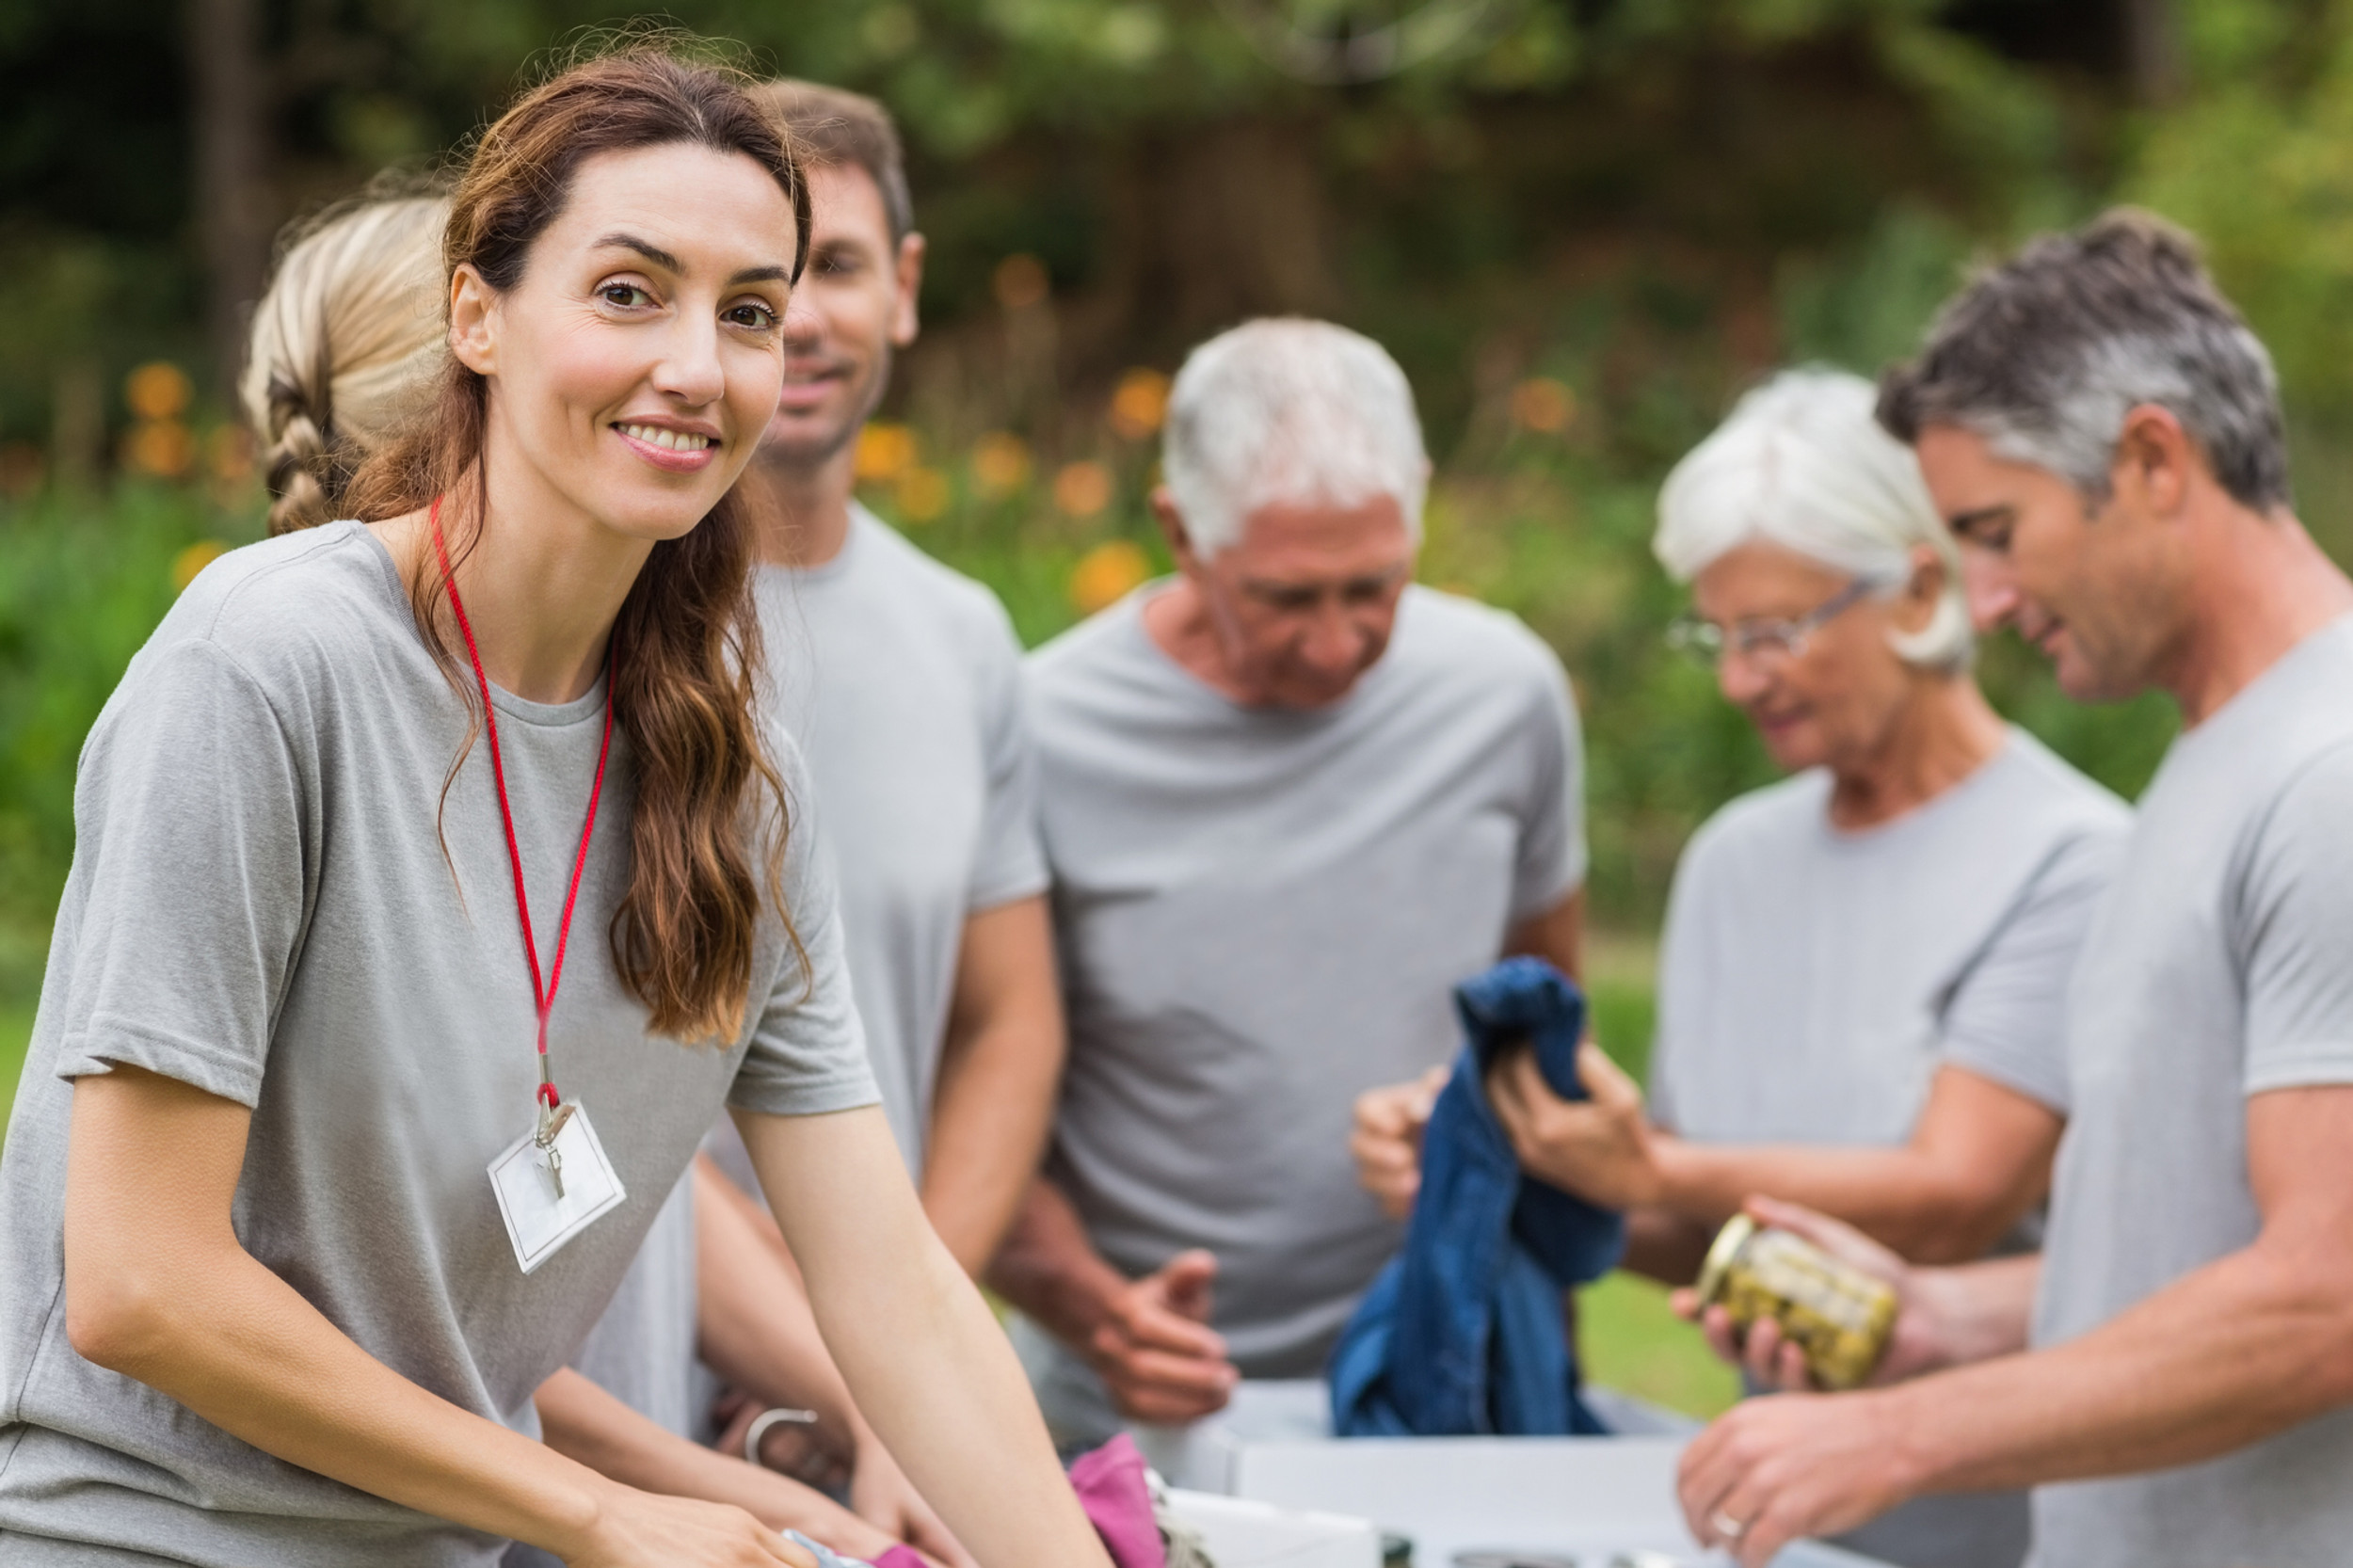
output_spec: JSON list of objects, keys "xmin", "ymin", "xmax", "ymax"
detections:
[
  {"xmin": 871, "ymin": 1549, "xmax": 929, "ymax": 1568},
  {"xmin": 1067, "ymin": 1434, "xmax": 1166, "ymax": 1568}
]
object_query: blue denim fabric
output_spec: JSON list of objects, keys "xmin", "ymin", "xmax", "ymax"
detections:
[{"xmin": 1330, "ymin": 956, "xmax": 1627, "ymax": 1436}]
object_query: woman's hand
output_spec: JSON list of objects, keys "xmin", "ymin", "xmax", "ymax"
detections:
[
  {"xmin": 1488, "ymin": 1042, "xmax": 1665, "ymax": 1208},
  {"xmin": 566, "ymin": 1484, "xmax": 817, "ymax": 1568},
  {"xmin": 851, "ymin": 1439, "xmax": 975, "ymax": 1568},
  {"xmin": 1350, "ymin": 1065, "xmax": 1449, "ymax": 1219},
  {"xmin": 1670, "ymin": 1195, "xmax": 1961, "ymax": 1390}
]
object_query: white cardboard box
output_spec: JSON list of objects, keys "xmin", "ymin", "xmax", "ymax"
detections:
[
  {"xmin": 1223, "ymin": 1438, "xmax": 1889, "ymax": 1568},
  {"xmin": 1162, "ymin": 1488, "xmax": 1384, "ymax": 1568}
]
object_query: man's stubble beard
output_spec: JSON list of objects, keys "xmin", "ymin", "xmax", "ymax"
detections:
[{"xmin": 757, "ymin": 341, "xmax": 896, "ymax": 480}]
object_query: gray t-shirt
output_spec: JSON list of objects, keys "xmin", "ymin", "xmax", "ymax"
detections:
[
  {"xmin": 1029, "ymin": 584, "xmax": 1587, "ymax": 1376},
  {"xmin": 2029, "ymin": 616, "xmax": 2353, "ymax": 1568},
  {"xmin": 751, "ymin": 506, "xmax": 1048, "ymax": 1166},
  {"xmin": 1649, "ymin": 728, "xmax": 2126, "ymax": 1568},
  {"xmin": 568, "ymin": 506, "xmax": 1043, "ymax": 1486},
  {"xmin": 1653, "ymin": 728, "xmax": 2129, "ymax": 1142},
  {"xmin": 565, "ymin": 1172, "xmax": 699, "ymax": 1438},
  {"xmin": 0, "ymin": 521, "xmax": 877, "ymax": 1568}
]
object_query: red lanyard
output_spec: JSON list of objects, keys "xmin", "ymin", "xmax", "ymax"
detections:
[{"xmin": 431, "ymin": 497, "xmax": 616, "ymax": 1113}]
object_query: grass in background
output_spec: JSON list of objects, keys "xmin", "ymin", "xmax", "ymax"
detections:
[
  {"xmin": 1, "ymin": 1004, "xmax": 27, "ymax": 1150},
  {"xmin": 1582, "ymin": 1272, "xmax": 1739, "ymax": 1419},
  {"xmin": 1580, "ymin": 934, "xmax": 1738, "ymax": 1419}
]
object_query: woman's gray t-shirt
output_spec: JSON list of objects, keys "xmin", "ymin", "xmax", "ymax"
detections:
[
  {"xmin": 1652, "ymin": 728, "xmax": 2129, "ymax": 1143},
  {"xmin": 0, "ymin": 521, "xmax": 878, "ymax": 1567},
  {"xmin": 1647, "ymin": 728, "xmax": 2128, "ymax": 1568}
]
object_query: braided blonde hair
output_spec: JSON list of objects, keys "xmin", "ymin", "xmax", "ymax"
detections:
[{"xmin": 241, "ymin": 195, "xmax": 450, "ymax": 534}]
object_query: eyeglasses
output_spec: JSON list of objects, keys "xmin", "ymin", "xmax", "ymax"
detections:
[{"xmin": 1666, "ymin": 577, "xmax": 1881, "ymax": 666}]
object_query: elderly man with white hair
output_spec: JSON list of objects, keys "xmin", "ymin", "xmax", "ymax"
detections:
[
  {"xmin": 987, "ymin": 318, "xmax": 1592, "ymax": 1448},
  {"xmin": 1353, "ymin": 369, "xmax": 2128, "ymax": 1568}
]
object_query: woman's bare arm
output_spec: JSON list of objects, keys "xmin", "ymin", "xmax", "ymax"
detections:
[
  {"xmin": 534, "ymin": 1368, "xmax": 899, "ymax": 1560},
  {"xmin": 736, "ymin": 1103, "xmax": 1113, "ymax": 1568},
  {"xmin": 64, "ymin": 1065, "xmax": 808, "ymax": 1568}
]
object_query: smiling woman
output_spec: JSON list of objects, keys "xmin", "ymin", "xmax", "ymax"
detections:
[{"xmin": 0, "ymin": 42, "xmax": 1113, "ymax": 1568}]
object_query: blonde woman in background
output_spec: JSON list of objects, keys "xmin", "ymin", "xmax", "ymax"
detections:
[
  {"xmin": 238, "ymin": 188, "xmax": 962, "ymax": 1565},
  {"xmin": 242, "ymin": 190, "xmax": 450, "ymax": 535}
]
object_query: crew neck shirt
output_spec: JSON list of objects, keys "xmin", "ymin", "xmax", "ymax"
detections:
[
  {"xmin": 1027, "ymin": 583, "xmax": 1587, "ymax": 1382},
  {"xmin": 2030, "ymin": 615, "xmax": 2353, "ymax": 1568},
  {"xmin": 749, "ymin": 504, "xmax": 1048, "ymax": 1165},
  {"xmin": 0, "ymin": 520, "xmax": 876, "ymax": 1568},
  {"xmin": 1653, "ymin": 728, "xmax": 2128, "ymax": 1144}
]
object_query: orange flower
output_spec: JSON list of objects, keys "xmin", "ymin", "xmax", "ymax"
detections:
[
  {"xmin": 970, "ymin": 432, "xmax": 1032, "ymax": 497},
  {"xmin": 1053, "ymin": 459, "xmax": 1114, "ymax": 518},
  {"xmin": 1509, "ymin": 376, "xmax": 1576, "ymax": 435},
  {"xmin": 1068, "ymin": 540, "xmax": 1151, "ymax": 615},
  {"xmin": 895, "ymin": 466, "xmax": 951, "ymax": 523},
  {"xmin": 993, "ymin": 254, "xmax": 1049, "ymax": 312},
  {"xmin": 1108, "ymin": 368, "xmax": 1171, "ymax": 441},
  {"xmin": 126, "ymin": 421, "xmax": 197, "ymax": 479},
  {"xmin": 855, "ymin": 422, "xmax": 918, "ymax": 483},
  {"xmin": 126, "ymin": 362, "xmax": 193, "ymax": 423},
  {"xmin": 172, "ymin": 539, "xmax": 230, "ymax": 591}
]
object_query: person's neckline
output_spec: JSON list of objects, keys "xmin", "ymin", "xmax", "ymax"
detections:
[
  {"xmin": 2169, "ymin": 608, "xmax": 2353, "ymax": 752},
  {"xmin": 1815, "ymin": 726, "xmax": 2020, "ymax": 846},
  {"xmin": 1121, "ymin": 579, "xmax": 1402, "ymax": 722},
  {"xmin": 758, "ymin": 501, "xmax": 872, "ymax": 588},
  {"xmin": 344, "ymin": 519, "xmax": 612, "ymax": 728}
]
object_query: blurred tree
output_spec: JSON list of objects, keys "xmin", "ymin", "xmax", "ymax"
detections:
[
  {"xmin": 0, "ymin": 0, "xmax": 2137, "ymax": 440},
  {"xmin": 187, "ymin": 0, "xmax": 271, "ymax": 393}
]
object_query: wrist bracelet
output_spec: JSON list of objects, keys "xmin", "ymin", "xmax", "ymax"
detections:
[{"xmin": 742, "ymin": 1405, "xmax": 819, "ymax": 1470}]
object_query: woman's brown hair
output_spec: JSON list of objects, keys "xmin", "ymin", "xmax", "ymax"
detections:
[{"xmin": 345, "ymin": 44, "xmax": 811, "ymax": 1045}]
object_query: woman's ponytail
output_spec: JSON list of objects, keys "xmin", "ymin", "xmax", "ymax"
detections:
[{"xmin": 242, "ymin": 194, "xmax": 450, "ymax": 533}]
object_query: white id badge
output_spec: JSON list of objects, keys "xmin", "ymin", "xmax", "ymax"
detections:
[{"xmin": 488, "ymin": 1103, "xmax": 628, "ymax": 1273}]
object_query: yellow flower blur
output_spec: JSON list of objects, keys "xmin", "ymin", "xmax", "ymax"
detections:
[
  {"xmin": 127, "ymin": 421, "xmax": 197, "ymax": 479},
  {"xmin": 856, "ymin": 422, "xmax": 919, "ymax": 483},
  {"xmin": 172, "ymin": 539, "xmax": 230, "ymax": 592},
  {"xmin": 971, "ymin": 432, "xmax": 1032, "ymax": 498},
  {"xmin": 126, "ymin": 362, "xmax": 193, "ymax": 423},
  {"xmin": 1053, "ymin": 459, "xmax": 1114, "ymax": 518},
  {"xmin": 1108, "ymin": 368, "xmax": 1171, "ymax": 441},
  {"xmin": 896, "ymin": 466, "xmax": 952, "ymax": 524},
  {"xmin": 1068, "ymin": 539, "xmax": 1151, "ymax": 615},
  {"xmin": 1509, "ymin": 376, "xmax": 1577, "ymax": 435}
]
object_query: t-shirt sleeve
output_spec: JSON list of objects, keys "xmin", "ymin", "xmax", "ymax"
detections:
[
  {"xmin": 52, "ymin": 640, "xmax": 309, "ymax": 1107},
  {"xmin": 966, "ymin": 605, "xmax": 1049, "ymax": 913},
  {"xmin": 728, "ymin": 744, "xmax": 885, "ymax": 1118},
  {"xmin": 1938, "ymin": 825, "xmax": 2125, "ymax": 1115},
  {"xmin": 1510, "ymin": 645, "xmax": 1590, "ymax": 924},
  {"xmin": 2237, "ymin": 742, "xmax": 2353, "ymax": 1096}
]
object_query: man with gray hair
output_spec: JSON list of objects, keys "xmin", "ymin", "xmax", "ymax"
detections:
[
  {"xmin": 1675, "ymin": 211, "xmax": 2353, "ymax": 1568},
  {"xmin": 989, "ymin": 318, "xmax": 1591, "ymax": 1444}
]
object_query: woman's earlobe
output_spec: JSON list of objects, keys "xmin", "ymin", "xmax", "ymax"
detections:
[{"xmin": 447, "ymin": 268, "xmax": 499, "ymax": 376}]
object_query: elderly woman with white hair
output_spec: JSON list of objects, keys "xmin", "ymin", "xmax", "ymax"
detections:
[{"xmin": 1353, "ymin": 368, "xmax": 2129, "ymax": 1568}]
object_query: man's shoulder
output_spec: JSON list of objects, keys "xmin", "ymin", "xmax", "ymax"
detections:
[
  {"xmin": 850, "ymin": 512, "xmax": 1022, "ymax": 650},
  {"xmin": 1392, "ymin": 585, "xmax": 1564, "ymax": 687},
  {"xmin": 1987, "ymin": 729, "xmax": 2135, "ymax": 841},
  {"xmin": 1026, "ymin": 592, "xmax": 1147, "ymax": 691}
]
